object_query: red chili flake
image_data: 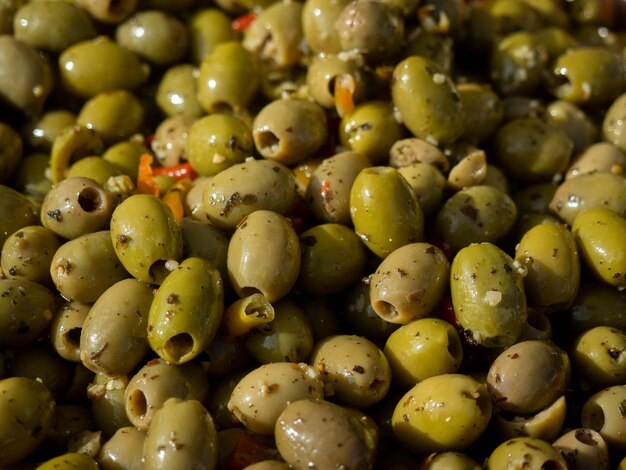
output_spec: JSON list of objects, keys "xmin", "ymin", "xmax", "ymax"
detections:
[
  {"xmin": 232, "ymin": 12, "xmax": 257, "ymax": 32},
  {"xmin": 152, "ymin": 162, "xmax": 197, "ymax": 181}
]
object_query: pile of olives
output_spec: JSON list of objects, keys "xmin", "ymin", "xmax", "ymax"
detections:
[{"xmin": 1, "ymin": 0, "xmax": 626, "ymax": 468}]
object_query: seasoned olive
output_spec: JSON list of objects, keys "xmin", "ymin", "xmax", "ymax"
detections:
[
  {"xmin": 553, "ymin": 428, "xmax": 610, "ymax": 470},
  {"xmin": 487, "ymin": 437, "xmax": 567, "ymax": 470},
  {"xmin": 1, "ymin": 225, "xmax": 61, "ymax": 285},
  {"xmin": 97, "ymin": 426, "xmax": 145, "ymax": 470},
  {"xmin": 572, "ymin": 326, "xmax": 626, "ymax": 388}
]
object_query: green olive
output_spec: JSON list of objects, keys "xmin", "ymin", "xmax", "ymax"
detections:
[
  {"xmin": 566, "ymin": 142, "xmax": 626, "ymax": 180},
  {"xmin": 148, "ymin": 257, "xmax": 223, "ymax": 364},
  {"xmin": 102, "ymin": 139, "xmax": 149, "ymax": 182},
  {"xmin": 545, "ymin": 100, "xmax": 598, "ymax": 155},
  {"xmin": 50, "ymin": 300, "xmax": 90, "ymax": 363},
  {"xmin": 450, "ymin": 242, "xmax": 527, "ymax": 348},
  {"xmin": 0, "ymin": 185, "xmax": 36, "ymax": 247},
  {"xmin": 49, "ymin": 125, "xmax": 104, "ymax": 184},
  {"xmin": 572, "ymin": 326, "xmax": 626, "ymax": 389},
  {"xmin": 513, "ymin": 182, "xmax": 558, "ymax": 216},
  {"xmin": 397, "ymin": 162, "xmax": 447, "ymax": 219},
  {"xmin": 188, "ymin": 8, "xmax": 239, "ymax": 64},
  {"xmin": 456, "ymin": 83, "xmax": 503, "ymax": 145},
  {"xmin": 110, "ymin": 194, "xmax": 183, "ymax": 284},
  {"xmin": 302, "ymin": 0, "xmax": 350, "ymax": 54},
  {"xmin": 305, "ymin": 54, "xmax": 366, "ymax": 110},
  {"xmin": 58, "ymin": 36, "xmax": 149, "ymax": 99},
  {"xmin": 603, "ymin": 92, "xmax": 626, "ymax": 153},
  {"xmin": 88, "ymin": 374, "xmax": 132, "ymax": 439},
  {"xmin": 487, "ymin": 437, "xmax": 567, "ymax": 469},
  {"xmin": 13, "ymin": 152, "xmax": 54, "ymax": 199},
  {"xmin": 404, "ymin": 28, "xmax": 454, "ymax": 74},
  {"xmin": 392, "ymin": 374, "xmax": 492, "ymax": 454},
  {"xmin": 581, "ymin": 384, "xmax": 626, "ymax": 449},
  {"xmin": 74, "ymin": 0, "xmax": 137, "ymax": 24},
  {"xmin": 66, "ymin": 156, "xmax": 123, "ymax": 185},
  {"xmin": 1, "ymin": 225, "xmax": 61, "ymax": 285},
  {"xmin": 96, "ymin": 426, "xmax": 145, "ymax": 470},
  {"xmin": 23, "ymin": 109, "xmax": 75, "ymax": 153},
  {"xmin": 492, "ymin": 395, "xmax": 566, "ymax": 442},
  {"xmin": 0, "ymin": 377, "xmax": 55, "ymax": 467},
  {"xmin": 350, "ymin": 166, "xmax": 424, "ymax": 258},
  {"xmin": 155, "ymin": 64, "xmax": 203, "ymax": 118},
  {"xmin": 420, "ymin": 452, "xmax": 482, "ymax": 470},
  {"xmin": 391, "ymin": 55, "xmax": 464, "ymax": 146},
  {"xmin": 553, "ymin": 428, "xmax": 610, "ymax": 470}
]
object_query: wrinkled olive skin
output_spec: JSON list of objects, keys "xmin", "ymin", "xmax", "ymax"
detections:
[
  {"xmin": 312, "ymin": 334, "xmax": 391, "ymax": 408},
  {"xmin": 297, "ymin": 223, "xmax": 367, "ymax": 295},
  {"xmin": 550, "ymin": 172, "xmax": 626, "ymax": 225},
  {"xmin": 392, "ymin": 55, "xmax": 464, "ymax": 146},
  {"xmin": 397, "ymin": 162, "xmax": 447, "ymax": 219},
  {"xmin": 450, "ymin": 243, "xmax": 527, "ymax": 348},
  {"xmin": 0, "ymin": 184, "xmax": 37, "ymax": 247},
  {"xmin": 228, "ymin": 362, "xmax": 324, "ymax": 435},
  {"xmin": 487, "ymin": 340, "xmax": 571, "ymax": 414},
  {"xmin": 487, "ymin": 437, "xmax": 567, "ymax": 470},
  {"xmin": 0, "ymin": 377, "xmax": 55, "ymax": 467},
  {"xmin": 339, "ymin": 101, "xmax": 406, "ymax": 165},
  {"xmin": 493, "ymin": 117, "xmax": 573, "ymax": 183},
  {"xmin": 553, "ymin": 428, "xmax": 610, "ymax": 470},
  {"xmin": 186, "ymin": 113, "xmax": 253, "ymax": 177},
  {"xmin": 569, "ymin": 282, "xmax": 626, "ymax": 334},
  {"xmin": 253, "ymin": 98, "xmax": 327, "ymax": 165},
  {"xmin": 143, "ymin": 398, "xmax": 218, "ymax": 470},
  {"xmin": 41, "ymin": 177, "xmax": 114, "ymax": 240},
  {"xmin": 457, "ymin": 83, "xmax": 503, "ymax": 145},
  {"xmin": 582, "ymin": 385, "xmax": 626, "ymax": 449},
  {"xmin": 156, "ymin": 64, "xmax": 203, "ymax": 118},
  {"xmin": 515, "ymin": 223, "xmax": 580, "ymax": 312},
  {"xmin": 572, "ymin": 326, "xmax": 626, "ymax": 388},
  {"xmin": 549, "ymin": 47, "xmax": 626, "ymax": 107},
  {"xmin": 244, "ymin": 298, "xmax": 314, "ymax": 364},
  {"xmin": 1, "ymin": 225, "xmax": 61, "ymax": 284},
  {"xmin": 36, "ymin": 453, "xmax": 99, "ymax": 469},
  {"xmin": 566, "ymin": 142, "xmax": 626, "ymax": 180},
  {"xmin": 370, "ymin": 242, "xmax": 449, "ymax": 324},
  {"xmin": 572, "ymin": 208, "xmax": 626, "ymax": 288},
  {"xmin": 302, "ymin": 0, "xmax": 350, "ymax": 54},
  {"xmin": 350, "ymin": 166, "xmax": 424, "ymax": 258},
  {"xmin": 50, "ymin": 231, "xmax": 129, "ymax": 303},
  {"xmin": 13, "ymin": 1, "xmax": 97, "ymax": 53},
  {"xmin": 392, "ymin": 374, "xmax": 492, "ymax": 454},
  {"xmin": 435, "ymin": 185, "xmax": 517, "ymax": 254},
  {"xmin": 58, "ymin": 37, "xmax": 149, "ymax": 99},
  {"xmin": 148, "ymin": 257, "xmax": 224, "ymax": 364},
  {"xmin": 125, "ymin": 358, "xmax": 209, "ymax": 431},
  {"xmin": 0, "ymin": 35, "xmax": 53, "ymax": 116},
  {"xmin": 97, "ymin": 426, "xmax": 145, "ymax": 470},
  {"xmin": 80, "ymin": 278, "xmax": 152, "ymax": 377},
  {"xmin": 116, "ymin": 10, "xmax": 189, "ymax": 66},
  {"xmin": 306, "ymin": 150, "xmax": 371, "ymax": 224},
  {"xmin": 197, "ymin": 41, "xmax": 259, "ymax": 114},
  {"xmin": 275, "ymin": 398, "xmax": 378, "ymax": 470},
  {"xmin": 227, "ymin": 210, "xmax": 300, "ymax": 303},
  {"xmin": 202, "ymin": 159, "xmax": 296, "ymax": 230},
  {"xmin": 384, "ymin": 318, "xmax": 463, "ymax": 389},
  {"xmin": 0, "ymin": 278, "xmax": 55, "ymax": 349},
  {"xmin": 603, "ymin": 92, "xmax": 626, "ymax": 153},
  {"xmin": 110, "ymin": 194, "xmax": 183, "ymax": 284}
]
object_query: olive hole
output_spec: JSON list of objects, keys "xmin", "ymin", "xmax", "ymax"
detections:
[
  {"xmin": 77, "ymin": 187, "xmax": 102, "ymax": 213},
  {"xmin": 256, "ymin": 130, "xmax": 280, "ymax": 155},
  {"xmin": 584, "ymin": 403, "xmax": 605, "ymax": 432},
  {"xmin": 164, "ymin": 333, "xmax": 195, "ymax": 362},
  {"xmin": 541, "ymin": 461, "xmax": 564, "ymax": 470},
  {"xmin": 127, "ymin": 389, "xmax": 148, "ymax": 419},
  {"xmin": 63, "ymin": 328, "xmax": 82, "ymax": 349},
  {"xmin": 447, "ymin": 332, "xmax": 463, "ymax": 360},
  {"xmin": 370, "ymin": 378, "xmax": 388, "ymax": 396},
  {"xmin": 574, "ymin": 428, "xmax": 598, "ymax": 446},
  {"xmin": 328, "ymin": 76, "xmax": 338, "ymax": 98},
  {"xmin": 551, "ymin": 71, "xmax": 571, "ymax": 93},
  {"xmin": 244, "ymin": 297, "xmax": 273, "ymax": 320},
  {"xmin": 149, "ymin": 260, "xmax": 170, "ymax": 284},
  {"xmin": 373, "ymin": 301, "xmax": 398, "ymax": 321}
]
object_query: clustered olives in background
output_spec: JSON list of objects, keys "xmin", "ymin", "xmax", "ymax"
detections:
[{"xmin": 2, "ymin": 0, "xmax": 626, "ymax": 468}]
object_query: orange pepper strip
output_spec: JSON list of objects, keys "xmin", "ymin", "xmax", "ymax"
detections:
[
  {"xmin": 137, "ymin": 154, "xmax": 159, "ymax": 196},
  {"xmin": 161, "ymin": 178, "xmax": 192, "ymax": 222},
  {"xmin": 334, "ymin": 73, "xmax": 356, "ymax": 117}
]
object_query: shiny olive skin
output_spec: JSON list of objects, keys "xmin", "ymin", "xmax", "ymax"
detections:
[
  {"xmin": 553, "ymin": 428, "xmax": 610, "ymax": 470},
  {"xmin": 79, "ymin": 278, "xmax": 152, "ymax": 377},
  {"xmin": 302, "ymin": 0, "xmax": 350, "ymax": 54},
  {"xmin": 125, "ymin": 358, "xmax": 209, "ymax": 431},
  {"xmin": 1, "ymin": 225, "xmax": 61, "ymax": 284},
  {"xmin": 384, "ymin": 318, "xmax": 463, "ymax": 389},
  {"xmin": 392, "ymin": 374, "xmax": 492, "ymax": 454},
  {"xmin": 202, "ymin": 159, "xmax": 296, "ymax": 230},
  {"xmin": 493, "ymin": 117, "xmax": 573, "ymax": 183},
  {"xmin": 603, "ymin": 92, "xmax": 626, "ymax": 153},
  {"xmin": 155, "ymin": 64, "xmax": 203, "ymax": 118},
  {"xmin": 297, "ymin": 223, "xmax": 367, "ymax": 295},
  {"xmin": 252, "ymin": 98, "xmax": 327, "ymax": 165},
  {"xmin": 0, "ymin": 377, "xmax": 55, "ymax": 466},
  {"xmin": 339, "ymin": 100, "xmax": 406, "ymax": 165},
  {"xmin": 487, "ymin": 340, "xmax": 571, "ymax": 414},
  {"xmin": 549, "ymin": 47, "xmax": 626, "ymax": 106},
  {"xmin": 197, "ymin": 41, "xmax": 260, "ymax": 114},
  {"xmin": 572, "ymin": 326, "xmax": 626, "ymax": 388},
  {"xmin": 550, "ymin": 172, "xmax": 626, "ymax": 225},
  {"xmin": 487, "ymin": 437, "xmax": 567, "ymax": 470},
  {"xmin": 275, "ymin": 398, "xmax": 378, "ymax": 470},
  {"xmin": 515, "ymin": 223, "xmax": 580, "ymax": 312},
  {"xmin": 186, "ymin": 113, "xmax": 253, "ymax": 177},
  {"xmin": 566, "ymin": 142, "xmax": 626, "ymax": 180},
  {"xmin": 227, "ymin": 210, "xmax": 300, "ymax": 303},
  {"xmin": 434, "ymin": 185, "xmax": 517, "ymax": 254},
  {"xmin": 13, "ymin": 1, "xmax": 97, "ymax": 53},
  {"xmin": 572, "ymin": 208, "xmax": 626, "ymax": 288},
  {"xmin": 58, "ymin": 37, "xmax": 149, "ymax": 99},
  {"xmin": 370, "ymin": 242, "xmax": 449, "ymax": 324},
  {"xmin": 245, "ymin": 298, "xmax": 314, "ymax": 364},
  {"xmin": 569, "ymin": 282, "xmax": 626, "ymax": 334},
  {"xmin": 450, "ymin": 243, "xmax": 527, "ymax": 348},
  {"xmin": 148, "ymin": 257, "xmax": 224, "ymax": 364},
  {"xmin": 350, "ymin": 166, "xmax": 424, "ymax": 258},
  {"xmin": 116, "ymin": 10, "xmax": 189, "ymax": 66},
  {"xmin": 228, "ymin": 362, "xmax": 324, "ymax": 435},
  {"xmin": 50, "ymin": 230, "xmax": 129, "ymax": 303},
  {"xmin": 143, "ymin": 398, "xmax": 218, "ymax": 470},
  {"xmin": 392, "ymin": 55, "xmax": 464, "ymax": 147},
  {"xmin": 110, "ymin": 194, "xmax": 183, "ymax": 284},
  {"xmin": 312, "ymin": 334, "xmax": 391, "ymax": 408},
  {"xmin": 306, "ymin": 150, "xmax": 371, "ymax": 224},
  {"xmin": 397, "ymin": 162, "xmax": 447, "ymax": 219},
  {"xmin": 97, "ymin": 426, "xmax": 145, "ymax": 470}
]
